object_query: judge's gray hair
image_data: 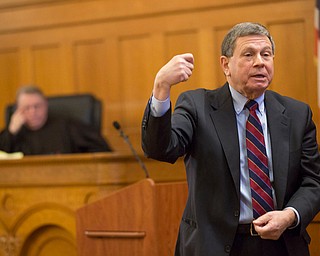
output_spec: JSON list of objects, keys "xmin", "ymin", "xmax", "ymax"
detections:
[{"xmin": 16, "ymin": 85, "xmax": 46, "ymax": 101}]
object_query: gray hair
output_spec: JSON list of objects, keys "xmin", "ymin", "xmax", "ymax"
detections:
[
  {"xmin": 16, "ymin": 85, "xmax": 46, "ymax": 101},
  {"xmin": 221, "ymin": 22, "xmax": 275, "ymax": 57}
]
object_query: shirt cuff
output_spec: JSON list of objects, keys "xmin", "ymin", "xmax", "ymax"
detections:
[
  {"xmin": 284, "ymin": 207, "xmax": 300, "ymax": 229},
  {"xmin": 150, "ymin": 95, "xmax": 170, "ymax": 117}
]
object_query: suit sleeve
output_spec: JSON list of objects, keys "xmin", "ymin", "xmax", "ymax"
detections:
[
  {"xmin": 141, "ymin": 92, "xmax": 197, "ymax": 164},
  {"xmin": 285, "ymin": 105, "xmax": 320, "ymax": 233}
]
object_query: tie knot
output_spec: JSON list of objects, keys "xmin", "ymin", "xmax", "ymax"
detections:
[{"xmin": 245, "ymin": 100, "xmax": 258, "ymax": 111}]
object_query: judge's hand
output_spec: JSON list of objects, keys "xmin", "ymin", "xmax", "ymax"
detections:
[
  {"xmin": 8, "ymin": 108, "xmax": 26, "ymax": 135},
  {"xmin": 153, "ymin": 53, "xmax": 194, "ymax": 101},
  {"xmin": 253, "ymin": 209, "xmax": 297, "ymax": 240}
]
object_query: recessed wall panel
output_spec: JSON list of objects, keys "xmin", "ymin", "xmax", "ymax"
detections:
[
  {"xmin": 119, "ymin": 34, "xmax": 154, "ymax": 128},
  {"xmin": 164, "ymin": 30, "xmax": 200, "ymax": 105},
  {"xmin": 0, "ymin": 48, "xmax": 20, "ymax": 127},
  {"xmin": 73, "ymin": 39, "xmax": 108, "ymax": 94},
  {"xmin": 269, "ymin": 21, "xmax": 307, "ymax": 101},
  {"xmin": 32, "ymin": 44, "xmax": 65, "ymax": 95}
]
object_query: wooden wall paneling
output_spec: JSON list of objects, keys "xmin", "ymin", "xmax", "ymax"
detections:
[
  {"xmin": 119, "ymin": 34, "xmax": 154, "ymax": 128},
  {"xmin": 164, "ymin": 29, "xmax": 201, "ymax": 107},
  {"xmin": 269, "ymin": 21, "xmax": 307, "ymax": 101},
  {"xmin": 0, "ymin": 0, "xmax": 68, "ymax": 9},
  {"xmin": 0, "ymin": 0, "xmax": 289, "ymax": 33},
  {"xmin": 100, "ymin": 38, "xmax": 124, "ymax": 150},
  {"xmin": 114, "ymin": 31, "xmax": 172, "ymax": 152},
  {"xmin": 149, "ymin": 33, "xmax": 167, "ymax": 68},
  {"xmin": 0, "ymin": 48, "xmax": 20, "ymax": 91},
  {"xmin": 73, "ymin": 38, "xmax": 107, "ymax": 93},
  {"xmin": 0, "ymin": 48, "xmax": 20, "ymax": 128},
  {"xmin": 197, "ymin": 28, "xmax": 217, "ymax": 89},
  {"xmin": 32, "ymin": 43, "xmax": 66, "ymax": 95},
  {"xmin": 304, "ymin": 15, "xmax": 318, "ymax": 118},
  {"xmin": 108, "ymin": 32, "xmax": 168, "ymax": 152},
  {"xmin": 73, "ymin": 37, "xmax": 129, "ymax": 151},
  {"xmin": 100, "ymin": 34, "xmax": 155, "ymax": 151},
  {"xmin": 59, "ymin": 42, "xmax": 76, "ymax": 94},
  {"xmin": 214, "ymin": 26, "xmax": 233, "ymax": 87},
  {"xmin": 19, "ymin": 46, "xmax": 34, "ymax": 85},
  {"xmin": 307, "ymin": 221, "xmax": 320, "ymax": 256}
]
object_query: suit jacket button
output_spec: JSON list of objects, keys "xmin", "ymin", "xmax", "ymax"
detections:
[
  {"xmin": 234, "ymin": 210, "xmax": 239, "ymax": 217},
  {"xmin": 225, "ymin": 245, "xmax": 231, "ymax": 253}
]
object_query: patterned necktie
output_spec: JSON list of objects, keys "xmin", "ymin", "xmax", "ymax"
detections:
[{"xmin": 245, "ymin": 100, "xmax": 274, "ymax": 218}]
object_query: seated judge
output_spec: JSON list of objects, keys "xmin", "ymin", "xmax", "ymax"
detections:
[{"xmin": 0, "ymin": 85, "xmax": 112, "ymax": 155}]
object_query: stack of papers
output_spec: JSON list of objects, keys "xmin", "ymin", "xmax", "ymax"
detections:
[{"xmin": 0, "ymin": 150, "xmax": 24, "ymax": 160}]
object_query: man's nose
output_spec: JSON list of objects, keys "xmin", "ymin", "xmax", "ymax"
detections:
[{"xmin": 253, "ymin": 54, "xmax": 265, "ymax": 66}]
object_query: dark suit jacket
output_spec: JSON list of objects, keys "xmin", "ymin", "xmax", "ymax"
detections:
[{"xmin": 141, "ymin": 83, "xmax": 320, "ymax": 256}]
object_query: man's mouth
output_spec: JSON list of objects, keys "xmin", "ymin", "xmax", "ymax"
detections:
[{"xmin": 252, "ymin": 74, "xmax": 266, "ymax": 78}]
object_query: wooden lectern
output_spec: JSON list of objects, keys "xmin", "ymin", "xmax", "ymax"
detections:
[{"xmin": 76, "ymin": 179, "xmax": 188, "ymax": 255}]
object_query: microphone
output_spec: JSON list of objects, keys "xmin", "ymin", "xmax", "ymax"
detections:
[{"xmin": 113, "ymin": 121, "xmax": 150, "ymax": 178}]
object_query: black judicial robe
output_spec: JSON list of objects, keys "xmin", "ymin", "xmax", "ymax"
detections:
[{"xmin": 0, "ymin": 116, "xmax": 112, "ymax": 155}]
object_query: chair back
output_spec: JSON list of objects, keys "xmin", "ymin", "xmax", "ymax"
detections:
[{"xmin": 5, "ymin": 94, "xmax": 102, "ymax": 132}]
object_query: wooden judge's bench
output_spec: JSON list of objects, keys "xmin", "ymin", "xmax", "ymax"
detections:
[{"xmin": 0, "ymin": 152, "xmax": 318, "ymax": 256}]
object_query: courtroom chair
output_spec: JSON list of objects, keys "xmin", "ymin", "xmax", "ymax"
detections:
[{"xmin": 5, "ymin": 94, "xmax": 102, "ymax": 132}]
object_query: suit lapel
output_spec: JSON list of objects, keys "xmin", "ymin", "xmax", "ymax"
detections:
[
  {"xmin": 265, "ymin": 91, "xmax": 290, "ymax": 209},
  {"xmin": 207, "ymin": 86, "xmax": 290, "ymax": 205},
  {"xmin": 209, "ymin": 84, "xmax": 241, "ymax": 198}
]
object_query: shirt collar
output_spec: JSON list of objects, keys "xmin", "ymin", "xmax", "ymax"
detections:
[{"xmin": 228, "ymin": 84, "xmax": 265, "ymax": 114}]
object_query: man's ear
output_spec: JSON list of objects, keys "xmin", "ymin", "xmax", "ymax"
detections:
[{"xmin": 220, "ymin": 56, "xmax": 230, "ymax": 76}]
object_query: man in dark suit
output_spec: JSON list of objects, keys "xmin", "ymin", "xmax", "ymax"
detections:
[{"xmin": 141, "ymin": 22, "xmax": 320, "ymax": 255}]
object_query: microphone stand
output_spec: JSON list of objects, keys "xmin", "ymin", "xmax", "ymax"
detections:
[{"xmin": 113, "ymin": 122, "xmax": 150, "ymax": 178}]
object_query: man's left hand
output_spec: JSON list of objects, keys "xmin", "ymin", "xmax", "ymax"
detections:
[{"xmin": 253, "ymin": 209, "xmax": 296, "ymax": 240}]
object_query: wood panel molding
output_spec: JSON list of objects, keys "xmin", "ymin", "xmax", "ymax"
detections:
[{"xmin": 0, "ymin": 0, "xmax": 301, "ymax": 34}]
